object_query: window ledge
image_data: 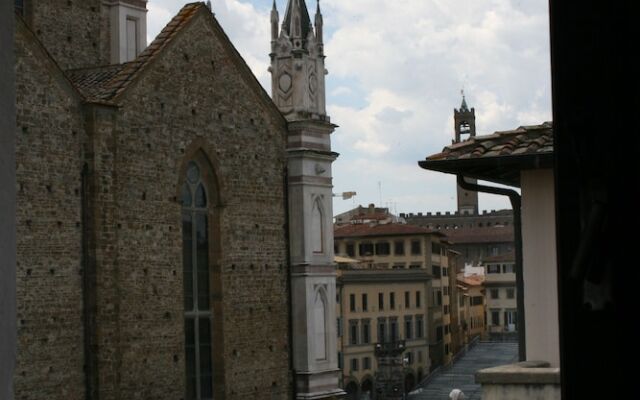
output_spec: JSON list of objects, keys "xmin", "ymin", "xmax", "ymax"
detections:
[{"xmin": 475, "ymin": 361, "xmax": 560, "ymax": 385}]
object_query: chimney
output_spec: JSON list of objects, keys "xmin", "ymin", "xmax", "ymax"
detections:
[{"xmin": 368, "ymin": 203, "xmax": 375, "ymax": 215}]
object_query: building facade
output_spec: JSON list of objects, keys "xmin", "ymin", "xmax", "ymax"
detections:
[
  {"xmin": 333, "ymin": 212, "xmax": 454, "ymax": 397},
  {"xmin": 483, "ymin": 253, "xmax": 518, "ymax": 341},
  {"xmin": 336, "ymin": 267, "xmax": 431, "ymax": 399},
  {"xmin": 403, "ymin": 210, "xmax": 514, "ymax": 269},
  {"xmin": 13, "ymin": 1, "xmax": 341, "ymax": 399},
  {"xmin": 456, "ymin": 274, "xmax": 487, "ymax": 342}
]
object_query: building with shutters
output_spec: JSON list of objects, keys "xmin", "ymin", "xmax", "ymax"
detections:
[
  {"xmin": 483, "ymin": 252, "xmax": 518, "ymax": 341},
  {"xmin": 333, "ymin": 210, "xmax": 457, "ymax": 397}
]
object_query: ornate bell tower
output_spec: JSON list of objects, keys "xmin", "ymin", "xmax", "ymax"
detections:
[
  {"xmin": 454, "ymin": 93, "xmax": 479, "ymax": 215},
  {"xmin": 270, "ymin": 1, "xmax": 343, "ymax": 398}
]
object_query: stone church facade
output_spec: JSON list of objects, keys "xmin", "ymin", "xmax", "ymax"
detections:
[{"xmin": 14, "ymin": 1, "xmax": 340, "ymax": 399}]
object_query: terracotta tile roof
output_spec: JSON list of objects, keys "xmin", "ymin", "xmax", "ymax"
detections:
[
  {"xmin": 66, "ymin": 2, "xmax": 205, "ymax": 102},
  {"xmin": 443, "ymin": 226, "xmax": 514, "ymax": 244},
  {"xmin": 483, "ymin": 251, "xmax": 516, "ymax": 263},
  {"xmin": 457, "ymin": 273, "xmax": 485, "ymax": 286},
  {"xmin": 334, "ymin": 223, "xmax": 444, "ymax": 239},
  {"xmin": 350, "ymin": 212, "xmax": 391, "ymax": 221},
  {"xmin": 428, "ymin": 122, "xmax": 553, "ymax": 162},
  {"xmin": 419, "ymin": 122, "xmax": 554, "ymax": 186},
  {"xmin": 65, "ymin": 63, "xmax": 129, "ymax": 100}
]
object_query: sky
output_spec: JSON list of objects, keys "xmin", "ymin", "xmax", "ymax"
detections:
[{"xmin": 146, "ymin": 0, "xmax": 552, "ymax": 216}]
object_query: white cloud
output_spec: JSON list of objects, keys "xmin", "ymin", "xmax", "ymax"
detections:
[
  {"xmin": 331, "ymin": 86, "xmax": 354, "ymax": 97},
  {"xmin": 320, "ymin": 0, "xmax": 551, "ymax": 214},
  {"xmin": 146, "ymin": 0, "xmax": 551, "ymax": 215}
]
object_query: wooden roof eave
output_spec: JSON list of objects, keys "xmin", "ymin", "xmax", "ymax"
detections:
[{"xmin": 418, "ymin": 152, "xmax": 554, "ymax": 188}]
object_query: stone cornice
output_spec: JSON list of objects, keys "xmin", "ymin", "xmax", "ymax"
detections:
[{"xmin": 286, "ymin": 148, "xmax": 339, "ymax": 160}]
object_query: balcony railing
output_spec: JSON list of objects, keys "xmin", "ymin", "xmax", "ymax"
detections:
[{"xmin": 374, "ymin": 340, "xmax": 406, "ymax": 358}]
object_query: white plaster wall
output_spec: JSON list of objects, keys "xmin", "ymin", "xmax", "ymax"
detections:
[{"xmin": 521, "ymin": 169, "xmax": 560, "ymax": 366}]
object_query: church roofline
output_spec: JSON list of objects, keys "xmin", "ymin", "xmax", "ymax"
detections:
[{"xmin": 64, "ymin": 2, "xmax": 287, "ymax": 126}]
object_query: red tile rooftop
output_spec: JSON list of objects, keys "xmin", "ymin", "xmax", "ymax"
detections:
[
  {"xmin": 427, "ymin": 122, "xmax": 553, "ymax": 162},
  {"xmin": 457, "ymin": 274, "xmax": 485, "ymax": 286},
  {"xmin": 65, "ymin": 3, "xmax": 205, "ymax": 103},
  {"xmin": 420, "ymin": 122, "xmax": 553, "ymax": 187}
]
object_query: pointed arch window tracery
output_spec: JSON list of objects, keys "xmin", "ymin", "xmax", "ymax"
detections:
[{"xmin": 182, "ymin": 161, "xmax": 213, "ymax": 400}]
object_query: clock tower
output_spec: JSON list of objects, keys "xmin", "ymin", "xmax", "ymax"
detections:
[{"xmin": 270, "ymin": 1, "xmax": 343, "ymax": 398}]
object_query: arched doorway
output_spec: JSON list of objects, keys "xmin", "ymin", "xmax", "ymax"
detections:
[
  {"xmin": 417, "ymin": 368, "xmax": 424, "ymax": 384},
  {"xmin": 360, "ymin": 378, "xmax": 373, "ymax": 399},
  {"xmin": 404, "ymin": 373, "xmax": 415, "ymax": 393},
  {"xmin": 345, "ymin": 381, "xmax": 359, "ymax": 400}
]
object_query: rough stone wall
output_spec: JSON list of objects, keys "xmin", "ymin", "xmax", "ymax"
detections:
[
  {"xmin": 88, "ymin": 14, "xmax": 292, "ymax": 400},
  {"xmin": 13, "ymin": 23, "xmax": 86, "ymax": 400},
  {"xmin": 27, "ymin": 0, "xmax": 107, "ymax": 70}
]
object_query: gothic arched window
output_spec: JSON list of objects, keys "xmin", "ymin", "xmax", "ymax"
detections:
[{"xmin": 182, "ymin": 161, "xmax": 213, "ymax": 400}]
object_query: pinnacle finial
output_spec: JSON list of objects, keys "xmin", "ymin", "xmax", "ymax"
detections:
[
  {"xmin": 273, "ymin": 0, "xmax": 277, "ymax": 10},
  {"xmin": 317, "ymin": 0, "xmax": 321, "ymax": 13},
  {"xmin": 460, "ymin": 90, "xmax": 469, "ymax": 112},
  {"xmin": 206, "ymin": 0, "xmax": 212, "ymax": 10}
]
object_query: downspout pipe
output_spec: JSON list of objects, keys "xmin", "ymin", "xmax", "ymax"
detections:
[{"xmin": 457, "ymin": 175, "xmax": 526, "ymax": 361}]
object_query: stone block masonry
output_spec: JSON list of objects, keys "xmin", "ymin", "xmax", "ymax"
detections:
[
  {"xmin": 14, "ymin": 20, "xmax": 87, "ymax": 400},
  {"xmin": 26, "ymin": 0, "xmax": 109, "ymax": 70},
  {"xmin": 14, "ymin": 7, "xmax": 293, "ymax": 400}
]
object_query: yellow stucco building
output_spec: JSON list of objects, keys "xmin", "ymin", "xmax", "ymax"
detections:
[
  {"xmin": 333, "ymin": 209, "xmax": 453, "ymax": 398},
  {"xmin": 456, "ymin": 273, "xmax": 487, "ymax": 342},
  {"xmin": 483, "ymin": 252, "xmax": 518, "ymax": 340}
]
